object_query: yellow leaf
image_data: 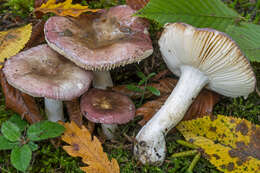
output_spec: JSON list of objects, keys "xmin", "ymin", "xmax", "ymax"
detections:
[
  {"xmin": 34, "ymin": 0, "xmax": 100, "ymax": 17},
  {"xmin": 177, "ymin": 115, "xmax": 260, "ymax": 173},
  {"xmin": 60, "ymin": 121, "xmax": 120, "ymax": 173},
  {"xmin": 0, "ymin": 24, "xmax": 32, "ymax": 66}
]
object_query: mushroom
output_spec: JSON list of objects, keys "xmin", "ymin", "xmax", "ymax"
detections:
[
  {"xmin": 134, "ymin": 23, "xmax": 256, "ymax": 165},
  {"xmin": 44, "ymin": 5, "xmax": 153, "ymax": 89},
  {"xmin": 3, "ymin": 44, "xmax": 93, "ymax": 122},
  {"xmin": 80, "ymin": 88, "xmax": 135, "ymax": 140}
]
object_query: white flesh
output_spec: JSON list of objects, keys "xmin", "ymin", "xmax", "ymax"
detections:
[
  {"xmin": 93, "ymin": 71, "xmax": 113, "ymax": 90},
  {"xmin": 101, "ymin": 123, "xmax": 118, "ymax": 140},
  {"xmin": 134, "ymin": 66, "xmax": 209, "ymax": 165},
  {"xmin": 44, "ymin": 98, "xmax": 64, "ymax": 122}
]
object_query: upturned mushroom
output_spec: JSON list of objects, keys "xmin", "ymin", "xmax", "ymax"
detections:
[
  {"xmin": 134, "ymin": 23, "xmax": 256, "ymax": 165},
  {"xmin": 81, "ymin": 88, "xmax": 135, "ymax": 139},
  {"xmin": 3, "ymin": 44, "xmax": 93, "ymax": 122},
  {"xmin": 44, "ymin": 5, "xmax": 153, "ymax": 89}
]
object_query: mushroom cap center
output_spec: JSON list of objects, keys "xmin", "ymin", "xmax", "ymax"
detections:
[{"xmin": 92, "ymin": 96, "xmax": 113, "ymax": 110}]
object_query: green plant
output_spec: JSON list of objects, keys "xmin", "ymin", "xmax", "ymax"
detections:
[
  {"xmin": 0, "ymin": 115, "xmax": 65, "ymax": 172},
  {"xmin": 126, "ymin": 71, "xmax": 160, "ymax": 106},
  {"xmin": 2, "ymin": 0, "xmax": 34, "ymax": 18}
]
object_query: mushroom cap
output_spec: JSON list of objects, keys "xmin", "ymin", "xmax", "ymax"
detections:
[
  {"xmin": 159, "ymin": 23, "xmax": 256, "ymax": 98},
  {"xmin": 80, "ymin": 88, "xmax": 135, "ymax": 124},
  {"xmin": 3, "ymin": 44, "xmax": 93, "ymax": 100},
  {"xmin": 44, "ymin": 5, "xmax": 153, "ymax": 71}
]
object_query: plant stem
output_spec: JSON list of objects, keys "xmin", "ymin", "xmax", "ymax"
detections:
[
  {"xmin": 176, "ymin": 140, "xmax": 199, "ymax": 149},
  {"xmin": 171, "ymin": 150, "xmax": 198, "ymax": 158},
  {"xmin": 186, "ymin": 153, "xmax": 201, "ymax": 173}
]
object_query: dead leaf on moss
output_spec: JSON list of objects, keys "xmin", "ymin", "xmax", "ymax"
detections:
[
  {"xmin": 0, "ymin": 70, "xmax": 43, "ymax": 124},
  {"xmin": 0, "ymin": 24, "xmax": 32, "ymax": 67},
  {"xmin": 60, "ymin": 121, "xmax": 120, "ymax": 173},
  {"xmin": 34, "ymin": 0, "xmax": 100, "ymax": 17},
  {"xmin": 177, "ymin": 115, "xmax": 260, "ymax": 173}
]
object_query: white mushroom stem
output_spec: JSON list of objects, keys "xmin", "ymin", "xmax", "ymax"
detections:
[
  {"xmin": 93, "ymin": 71, "xmax": 113, "ymax": 90},
  {"xmin": 134, "ymin": 65, "xmax": 209, "ymax": 165},
  {"xmin": 44, "ymin": 98, "xmax": 64, "ymax": 122},
  {"xmin": 101, "ymin": 124, "xmax": 118, "ymax": 140}
]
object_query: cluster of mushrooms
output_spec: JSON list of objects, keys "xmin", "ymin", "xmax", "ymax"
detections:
[{"xmin": 3, "ymin": 5, "xmax": 256, "ymax": 166}]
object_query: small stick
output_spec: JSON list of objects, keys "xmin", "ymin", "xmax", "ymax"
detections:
[
  {"xmin": 171, "ymin": 150, "xmax": 198, "ymax": 158},
  {"xmin": 176, "ymin": 139, "xmax": 199, "ymax": 149},
  {"xmin": 186, "ymin": 153, "xmax": 201, "ymax": 173}
]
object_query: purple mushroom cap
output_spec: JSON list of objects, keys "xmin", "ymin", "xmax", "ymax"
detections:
[
  {"xmin": 3, "ymin": 44, "xmax": 93, "ymax": 100},
  {"xmin": 44, "ymin": 5, "xmax": 153, "ymax": 71},
  {"xmin": 80, "ymin": 88, "xmax": 135, "ymax": 124}
]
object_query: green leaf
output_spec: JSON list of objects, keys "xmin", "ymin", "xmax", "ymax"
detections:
[
  {"xmin": 9, "ymin": 115, "xmax": 28, "ymax": 132},
  {"xmin": 11, "ymin": 144, "xmax": 32, "ymax": 172},
  {"xmin": 136, "ymin": 71, "xmax": 146, "ymax": 79},
  {"xmin": 146, "ymin": 72, "xmax": 156, "ymax": 80},
  {"xmin": 0, "ymin": 135, "xmax": 18, "ymax": 150},
  {"xmin": 126, "ymin": 84, "xmax": 144, "ymax": 93},
  {"xmin": 137, "ymin": 0, "xmax": 260, "ymax": 62},
  {"xmin": 226, "ymin": 23, "xmax": 260, "ymax": 62},
  {"xmin": 1, "ymin": 121, "xmax": 21, "ymax": 142},
  {"xmin": 27, "ymin": 121, "xmax": 65, "ymax": 141},
  {"xmin": 28, "ymin": 141, "xmax": 38, "ymax": 151},
  {"xmin": 146, "ymin": 86, "xmax": 160, "ymax": 96},
  {"xmin": 137, "ymin": 0, "xmax": 239, "ymax": 30}
]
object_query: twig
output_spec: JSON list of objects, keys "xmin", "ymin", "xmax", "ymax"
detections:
[
  {"xmin": 186, "ymin": 153, "xmax": 201, "ymax": 173},
  {"xmin": 171, "ymin": 150, "xmax": 198, "ymax": 158}
]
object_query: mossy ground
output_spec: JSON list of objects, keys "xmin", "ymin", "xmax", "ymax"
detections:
[{"xmin": 0, "ymin": 0, "xmax": 259, "ymax": 172}]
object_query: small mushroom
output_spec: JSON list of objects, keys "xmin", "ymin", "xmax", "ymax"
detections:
[
  {"xmin": 3, "ymin": 44, "xmax": 93, "ymax": 122},
  {"xmin": 134, "ymin": 23, "xmax": 256, "ymax": 165},
  {"xmin": 80, "ymin": 88, "xmax": 135, "ymax": 140},
  {"xmin": 44, "ymin": 5, "xmax": 153, "ymax": 90}
]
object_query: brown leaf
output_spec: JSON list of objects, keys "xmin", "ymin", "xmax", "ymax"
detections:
[
  {"xmin": 60, "ymin": 121, "xmax": 120, "ymax": 173},
  {"xmin": 135, "ymin": 78, "xmax": 220, "ymax": 126},
  {"xmin": 64, "ymin": 98, "xmax": 82, "ymax": 127},
  {"xmin": 126, "ymin": 0, "xmax": 150, "ymax": 10},
  {"xmin": 0, "ymin": 69, "xmax": 43, "ymax": 124},
  {"xmin": 25, "ymin": 20, "xmax": 46, "ymax": 49}
]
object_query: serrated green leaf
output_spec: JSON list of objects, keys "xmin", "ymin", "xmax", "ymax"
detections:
[
  {"xmin": 226, "ymin": 23, "xmax": 260, "ymax": 62},
  {"xmin": 126, "ymin": 84, "xmax": 144, "ymax": 93},
  {"xmin": 11, "ymin": 144, "xmax": 32, "ymax": 172},
  {"xmin": 137, "ymin": 0, "xmax": 239, "ymax": 30},
  {"xmin": 177, "ymin": 115, "xmax": 260, "ymax": 173},
  {"xmin": 0, "ymin": 135, "xmax": 18, "ymax": 150},
  {"xmin": 27, "ymin": 121, "xmax": 65, "ymax": 141},
  {"xmin": 9, "ymin": 115, "xmax": 28, "ymax": 132},
  {"xmin": 146, "ymin": 86, "xmax": 160, "ymax": 96},
  {"xmin": 1, "ymin": 121, "xmax": 21, "ymax": 142},
  {"xmin": 28, "ymin": 141, "xmax": 38, "ymax": 151},
  {"xmin": 137, "ymin": 0, "xmax": 260, "ymax": 62}
]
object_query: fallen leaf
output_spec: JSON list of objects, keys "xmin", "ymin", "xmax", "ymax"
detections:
[
  {"xmin": 114, "ymin": 77, "xmax": 220, "ymax": 126},
  {"xmin": 126, "ymin": 0, "xmax": 150, "ymax": 10},
  {"xmin": 0, "ymin": 69, "xmax": 43, "ymax": 124},
  {"xmin": 0, "ymin": 24, "xmax": 32, "ymax": 67},
  {"xmin": 60, "ymin": 121, "xmax": 120, "ymax": 173},
  {"xmin": 25, "ymin": 20, "xmax": 46, "ymax": 49},
  {"xmin": 34, "ymin": 0, "xmax": 100, "ymax": 17},
  {"xmin": 64, "ymin": 98, "xmax": 82, "ymax": 127},
  {"xmin": 177, "ymin": 115, "xmax": 260, "ymax": 173}
]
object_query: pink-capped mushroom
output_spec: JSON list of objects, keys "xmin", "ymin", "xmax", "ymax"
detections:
[
  {"xmin": 44, "ymin": 5, "xmax": 153, "ymax": 90},
  {"xmin": 81, "ymin": 88, "xmax": 135, "ymax": 140},
  {"xmin": 3, "ymin": 44, "xmax": 93, "ymax": 122}
]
